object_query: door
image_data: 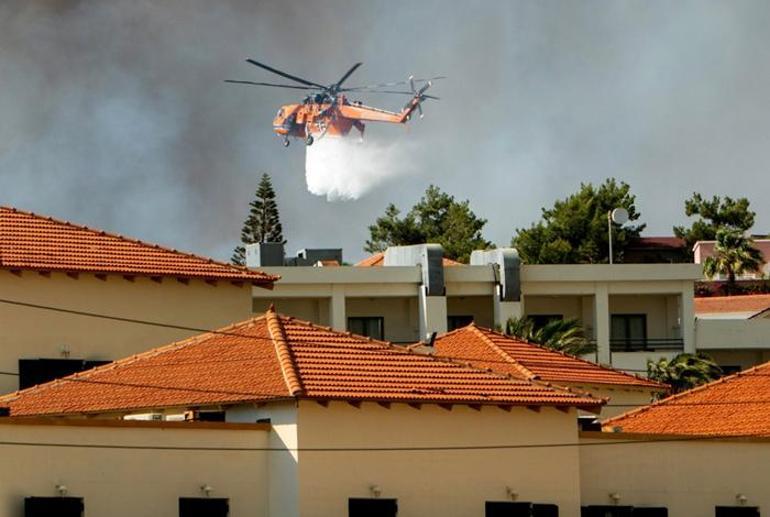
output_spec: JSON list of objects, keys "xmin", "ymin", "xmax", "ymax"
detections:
[
  {"xmin": 25, "ymin": 497, "xmax": 84, "ymax": 517},
  {"xmin": 486, "ymin": 501, "xmax": 534, "ymax": 516},
  {"xmin": 349, "ymin": 498, "xmax": 398, "ymax": 517},
  {"xmin": 179, "ymin": 497, "xmax": 229, "ymax": 517},
  {"xmin": 582, "ymin": 507, "xmax": 634, "ymax": 517}
]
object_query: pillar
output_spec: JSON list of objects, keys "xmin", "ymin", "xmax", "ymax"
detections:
[
  {"xmin": 419, "ymin": 286, "xmax": 447, "ymax": 341},
  {"xmin": 681, "ymin": 281, "xmax": 696, "ymax": 353},
  {"xmin": 594, "ymin": 283, "xmax": 610, "ymax": 364},
  {"xmin": 329, "ymin": 284, "xmax": 346, "ymax": 332}
]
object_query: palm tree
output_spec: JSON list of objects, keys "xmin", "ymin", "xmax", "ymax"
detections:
[
  {"xmin": 505, "ymin": 317, "xmax": 595, "ymax": 356},
  {"xmin": 703, "ymin": 229, "xmax": 764, "ymax": 294},
  {"xmin": 646, "ymin": 353, "xmax": 722, "ymax": 396}
]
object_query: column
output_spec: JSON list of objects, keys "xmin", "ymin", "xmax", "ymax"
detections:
[
  {"xmin": 681, "ymin": 281, "xmax": 696, "ymax": 353},
  {"xmin": 419, "ymin": 286, "xmax": 447, "ymax": 341},
  {"xmin": 329, "ymin": 284, "xmax": 346, "ymax": 332},
  {"xmin": 493, "ymin": 286, "xmax": 523, "ymax": 330},
  {"xmin": 594, "ymin": 283, "xmax": 610, "ymax": 365}
]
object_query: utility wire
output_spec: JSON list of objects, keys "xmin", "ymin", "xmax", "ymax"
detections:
[{"xmin": 0, "ymin": 433, "xmax": 759, "ymax": 453}]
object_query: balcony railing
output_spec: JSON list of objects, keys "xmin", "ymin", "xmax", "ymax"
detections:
[{"xmin": 609, "ymin": 338, "xmax": 684, "ymax": 352}]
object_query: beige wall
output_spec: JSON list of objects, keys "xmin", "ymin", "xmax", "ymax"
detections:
[
  {"xmin": 346, "ymin": 297, "xmax": 419, "ymax": 343},
  {"xmin": 0, "ymin": 420, "xmax": 269, "ymax": 517},
  {"xmin": 253, "ymin": 298, "xmax": 329, "ymax": 326},
  {"xmin": 706, "ymin": 349, "xmax": 770, "ymax": 370},
  {"xmin": 610, "ymin": 294, "xmax": 680, "ymax": 339},
  {"xmin": 580, "ymin": 433, "xmax": 770, "ymax": 515},
  {"xmin": 446, "ymin": 295, "xmax": 494, "ymax": 329},
  {"xmin": 296, "ymin": 401, "xmax": 583, "ymax": 517},
  {"xmin": 564, "ymin": 384, "xmax": 656, "ymax": 419},
  {"xmin": 0, "ymin": 270, "xmax": 254, "ymax": 394}
]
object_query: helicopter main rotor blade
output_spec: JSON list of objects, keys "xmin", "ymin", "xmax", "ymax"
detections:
[
  {"xmin": 224, "ymin": 79, "xmax": 317, "ymax": 90},
  {"xmin": 334, "ymin": 62, "xmax": 363, "ymax": 89},
  {"xmin": 245, "ymin": 59, "xmax": 326, "ymax": 89},
  {"xmin": 343, "ymin": 76, "xmax": 446, "ymax": 91},
  {"xmin": 344, "ymin": 89, "xmax": 440, "ymax": 99}
]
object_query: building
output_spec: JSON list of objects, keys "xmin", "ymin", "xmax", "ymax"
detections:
[
  {"xmin": 695, "ymin": 294, "xmax": 770, "ymax": 371},
  {"xmin": 0, "ymin": 308, "xmax": 602, "ymax": 517},
  {"xmin": 0, "ymin": 206, "xmax": 276, "ymax": 393},
  {"xmin": 249, "ymin": 243, "xmax": 702, "ymax": 373},
  {"xmin": 431, "ymin": 324, "xmax": 666, "ymax": 417},
  {"xmin": 694, "ymin": 238, "xmax": 770, "ymax": 279},
  {"xmin": 579, "ymin": 362, "xmax": 770, "ymax": 516},
  {"xmin": 624, "ymin": 236, "xmax": 688, "ymax": 264}
]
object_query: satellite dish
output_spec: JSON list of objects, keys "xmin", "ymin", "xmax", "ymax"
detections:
[{"xmin": 611, "ymin": 208, "xmax": 629, "ymax": 225}]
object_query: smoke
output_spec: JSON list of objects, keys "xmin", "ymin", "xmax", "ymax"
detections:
[{"xmin": 305, "ymin": 135, "xmax": 418, "ymax": 201}]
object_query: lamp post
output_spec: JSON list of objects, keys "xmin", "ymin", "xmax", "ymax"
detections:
[{"xmin": 608, "ymin": 208, "xmax": 629, "ymax": 265}]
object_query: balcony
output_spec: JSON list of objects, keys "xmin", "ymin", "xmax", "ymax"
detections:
[{"xmin": 609, "ymin": 338, "xmax": 684, "ymax": 352}]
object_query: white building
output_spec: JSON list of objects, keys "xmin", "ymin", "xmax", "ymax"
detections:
[{"xmin": 249, "ymin": 244, "xmax": 702, "ymax": 373}]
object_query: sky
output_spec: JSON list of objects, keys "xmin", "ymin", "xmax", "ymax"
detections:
[{"xmin": 2, "ymin": 0, "xmax": 769, "ymax": 263}]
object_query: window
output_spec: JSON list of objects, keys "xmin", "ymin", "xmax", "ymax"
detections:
[
  {"xmin": 25, "ymin": 497, "xmax": 84, "ymax": 517},
  {"xmin": 179, "ymin": 497, "xmax": 229, "ymax": 517},
  {"xmin": 715, "ymin": 507, "xmax": 760, "ymax": 517},
  {"xmin": 18, "ymin": 359, "xmax": 110, "ymax": 390},
  {"xmin": 610, "ymin": 314, "xmax": 647, "ymax": 351},
  {"xmin": 347, "ymin": 317, "xmax": 384, "ymax": 340},
  {"xmin": 486, "ymin": 501, "xmax": 559, "ymax": 516},
  {"xmin": 529, "ymin": 314, "xmax": 563, "ymax": 330},
  {"xmin": 632, "ymin": 509, "xmax": 668, "ymax": 516},
  {"xmin": 349, "ymin": 498, "xmax": 398, "ymax": 517},
  {"xmin": 448, "ymin": 315, "xmax": 474, "ymax": 331}
]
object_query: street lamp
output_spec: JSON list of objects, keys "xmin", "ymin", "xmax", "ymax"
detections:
[{"xmin": 608, "ymin": 208, "xmax": 629, "ymax": 265}]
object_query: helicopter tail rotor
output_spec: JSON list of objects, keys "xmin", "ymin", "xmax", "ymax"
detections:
[{"xmin": 404, "ymin": 75, "xmax": 432, "ymax": 120}]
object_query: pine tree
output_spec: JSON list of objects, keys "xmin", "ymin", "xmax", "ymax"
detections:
[{"xmin": 232, "ymin": 173, "xmax": 286, "ymax": 265}]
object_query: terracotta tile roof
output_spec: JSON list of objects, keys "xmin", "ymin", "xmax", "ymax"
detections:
[
  {"xmin": 603, "ymin": 361, "xmax": 770, "ymax": 437},
  {"xmin": 433, "ymin": 325, "xmax": 665, "ymax": 390},
  {"xmin": 355, "ymin": 252, "xmax": 463, "ymax": 267},
  {"xmin": 0, "ymin": 207, "xmax": 276, "ymax": 285},
  {"xmin": 695, "ymin": 294, "xmax": 770, "ymax": 318},
  {"xmin": 0, "ymin": 310, "xmax": 603, "ymax": 416}
]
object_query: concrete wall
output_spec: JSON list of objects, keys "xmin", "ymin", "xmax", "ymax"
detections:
[
  {"xmin": 346, "ymin": 297, "xmax": 419, "ymax": 343},
  {"xmin": 446, "ymin": 295, "xmax": 494, "ymax": 329},
  {"xmin": 580, "ymin": 433, "xmax": 770, "ymax": 516},
  {"xmin": 296, "ymin": 401, "xmax": 583, "ymax": 517},
  {"xmin": 610, "ymin": 294, "xmax": 680, "ymax": 339},
  {"xmin": 696, "ymin": 319, "xmax": 770, "ymax": 350},
  {"xmin": 253, "ymin": 298, "xmax": 329, "ymax": 326},
  {"xmin": 707, "ymin": 349, "xmax": 770, "ymax": 370},
  {"xmin": 564, "ymin": 385, "xmax": 656, "ymax": 419},
  {"xmin": 0, "ymin": 419, "xmax": 269, "ymax": 517},
  {"xmin": 0, "ymin": 271, "xmax": 254, "ymax": 394}
]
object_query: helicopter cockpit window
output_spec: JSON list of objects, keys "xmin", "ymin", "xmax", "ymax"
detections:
[{"xmin": 276, "ymin": 109, "xmax": 283, "ymax": 117}]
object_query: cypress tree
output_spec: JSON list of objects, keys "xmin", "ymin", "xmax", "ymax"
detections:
[{"xmin": 232, "ymin": 173, "xmax": 286, "ymax": 265}]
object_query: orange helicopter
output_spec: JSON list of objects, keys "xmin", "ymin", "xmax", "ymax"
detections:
[{"xmin": 226, "ymin": 59, "xmax": 442, "ymax": 147}]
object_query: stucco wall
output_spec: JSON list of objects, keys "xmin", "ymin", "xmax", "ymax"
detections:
[
  {"xmin": 564, "ymin": 385, "xmax": 656, "ymax": 419},
  {"xmin": 580, "ymin": 434, "xmax": 770, "ymax": 516},
  {"xmin": 346, "ymin": 297, "xmax": 419, "ymax": 343},
  {"xmin": 0, "ymin": 270, "xmax": 253, "ymax": 393},
  {"xmin": 609, "ymin": 294, "xmax": 680, "ymax": 339},
  {"xmin": 446, "ymin": 295, "xmax": 494, "ymax": 329},
  {"xmin": 296, "ymin": 401, "xmax": 583, "ymax": 517},
  {"xmin": 0, "ymin": 421, "xmax": 269, "ymax": 517},
  {"xmin": 253, "ymin": 298, "xmax": 328, "ymax": 326}
]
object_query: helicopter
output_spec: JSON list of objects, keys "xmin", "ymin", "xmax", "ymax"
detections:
[{"xmin": 226, "ymin": 59, "xmax": 442, "ymax": 147}]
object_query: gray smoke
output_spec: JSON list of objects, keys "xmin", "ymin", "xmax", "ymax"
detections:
[{"xmin": 2, "ymin": 1, "xmax": 770, "ymax": 263}]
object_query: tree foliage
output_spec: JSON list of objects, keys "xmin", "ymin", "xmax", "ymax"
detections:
[
  {"xmin": 673, "ymin": 193, "xmax": 755, "ymax": 253},
  {"xmin": 703, "ymin": 229, "xmax": 764, "ymax": 292},
  {"xmin": 646, "ymin": 352, "xmax": 723, "ymax": 396},
  {"xmin": 512, "ymin": 179, "xmax": 645, "ymax": 264},
  {"xmin": 232, "ymin": 173, "xmax": 286, "ymax": 265},
  {"xmin": 364, "ymin": 185, "xmax": 491, "ymax": 263},
  {"xmin": 504, "ymin": 316, "xmax": 595, "ymax": 356}
]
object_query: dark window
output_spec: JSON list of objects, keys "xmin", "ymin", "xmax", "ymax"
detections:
[
  {"xmin": 179, "ymin": 497, "xmax": 229, "ymax": 517},
  {"xmin": 349, "ymin": 498, "xmax": 398, "ymax": 517},
  {"xmin": 633, "ymin": 509, "xmax": 668, "ymax": 517},
  {"xmin": 195, "ymin": 411, "xmax": 226, "ymax": 422},
  {"xmin": 529, "ymin": 314, "xmax": 564, "ymax": 330},
  {"xmin": 25, "ymin": 497, "xmax": 84, "ymax": 517},
  {"xmin": 448, "ymin": 315, "xmax": 474, "ymax": 330},
  {"xmin": 582, "ymin": 507, "xmax": 634, "ymax": 517},
  {"xmin": 715, "ymin": 507, "xmax": 760, "ymax": 517},
  {"xmin": 610, "ymin": 314, "xmax": 647, "ymax": 350},
  {"xmin": 18, "ymin": 359, "xmax": 111, "ymax": 389},
  {"xmin": 348, "ymin": 317, "xmax": 384, "ymax": 340},
  {"xmin": 485, "ymin": 501, "xmax": 559, "ymax": 516},
  {"xmin": 721, "ymin": 365, "xmax": 742, "ymax": 376}
]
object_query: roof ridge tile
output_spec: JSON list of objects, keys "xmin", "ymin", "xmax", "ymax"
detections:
[{"xmin": 265, "ymin": 309, "xmax": 304, "ymax": 396}]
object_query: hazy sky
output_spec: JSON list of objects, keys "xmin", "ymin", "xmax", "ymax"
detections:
[{"xmin": 2, "ymin": 1, "xmax": 769, "ymax": 263}]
